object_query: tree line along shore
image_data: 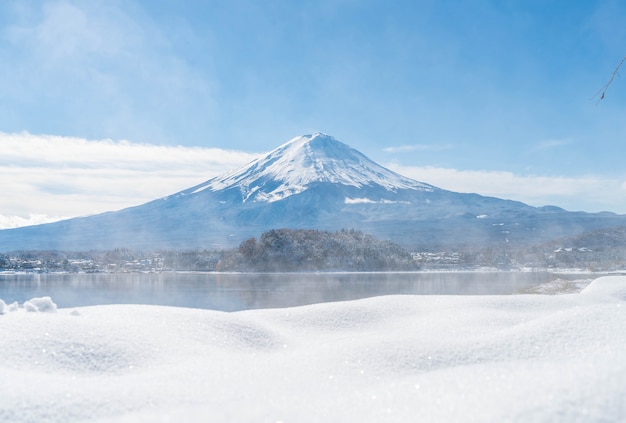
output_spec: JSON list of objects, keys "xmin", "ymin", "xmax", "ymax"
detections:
[{"xmin": 2, "ymin": 227, "xmax": 626, "ymax": 273}]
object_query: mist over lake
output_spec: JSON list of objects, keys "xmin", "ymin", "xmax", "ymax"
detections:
[{"xmin": 0, "ymin": 271, "xmax": 593, "ymax": 311}]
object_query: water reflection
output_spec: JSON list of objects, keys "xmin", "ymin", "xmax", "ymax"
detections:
[{"xmin": 0, "ymin": 272, "xmax": 590, "ymax": 312}]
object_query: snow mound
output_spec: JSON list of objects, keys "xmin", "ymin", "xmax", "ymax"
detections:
[
  {"xmin": 23, "ymin": 296, "xmax": 58, "ymax": 313},
  {"xmin": 0, "ymin": 298, "xmax": 30, "ymax": 314},
  {"xmin": 1, "ymin": 282, "xmax": 626, "ymax": 422},
  {"xmin": 580, "ymin": 275, "xmax": 626, "ymax": 300}
]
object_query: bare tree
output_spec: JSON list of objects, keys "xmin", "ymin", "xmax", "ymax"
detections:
[{"xmin": 593, "ymin": 56, "xmax": 626, "ymax": 102}]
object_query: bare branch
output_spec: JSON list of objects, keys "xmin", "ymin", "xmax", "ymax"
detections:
[{"xmin": 593, "ymin": 56, "xmax": 626, "ymax": 103}]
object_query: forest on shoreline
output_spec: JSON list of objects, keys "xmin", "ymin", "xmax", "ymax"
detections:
[{"xmin": 2, "ymin": 227, "xmax": 626, "ymax": 273}]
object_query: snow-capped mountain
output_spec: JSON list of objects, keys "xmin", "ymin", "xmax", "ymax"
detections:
[
  {"xmin": 182, "ymin": 133, "xmax": 435, "ymax": 203},
  {"xmin": 1, "ymin": 133, "xmax": 625, "ymax": 251}
]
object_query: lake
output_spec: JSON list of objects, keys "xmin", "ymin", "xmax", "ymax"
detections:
[{"xmin": 0, "ymin": 271, "xmax": 593, "ymax": 312}]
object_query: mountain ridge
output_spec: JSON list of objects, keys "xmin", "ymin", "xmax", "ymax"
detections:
[{"xmin": 1, "ymin": 133, "xmax": 625, "ymax": 252}]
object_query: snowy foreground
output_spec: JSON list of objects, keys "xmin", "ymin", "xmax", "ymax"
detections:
[{"xmin": 1, "ymin": 277, "xmax": 625, "ymax": 422}]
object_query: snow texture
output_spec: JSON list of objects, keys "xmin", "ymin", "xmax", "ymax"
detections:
[{"xmin": 1, "ymin": 277, "xmax": 625, "ymax": 422}]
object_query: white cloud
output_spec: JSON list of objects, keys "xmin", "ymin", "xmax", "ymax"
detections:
[
  {"xmin": 382, "ymin": 144, "xmax": 453, "ymax": 153},
  {"xmin": 0, "ymin": 214, "xmax": 69, "ymax": 230},
  {"xmin": 533, "ymin": 138, "xmax": 571, "ymax": 151},
  {"xmin": 386, "ymin": 163, "xmax": 626, "ymax": 214},
  {"xmin": 1, "ymin": 0, "xmax": 217, "ymax": 144},
  {"xmin": 5, "ymin": 1, "xmax": 132, "ymax": 61},
  {"xmin": 0, "ymin": 132, "xmax": 256, "ymax": 228}
]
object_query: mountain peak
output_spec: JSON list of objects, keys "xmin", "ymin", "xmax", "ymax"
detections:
[
  {"xmin": 185, "ymin": 133, "xmax": 435, "ymax": 203},
  {"xmin": 293, "ymin": 132, "xmax": 339, "ymax": 148},
  {"xmin": 272, "ymin": 133, "xmax": 363, "ymax": 167}
]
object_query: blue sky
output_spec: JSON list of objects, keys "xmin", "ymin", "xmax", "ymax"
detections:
[{"xmin": 1, "ymin": 0, "xmax": 626, "ymax": 227}]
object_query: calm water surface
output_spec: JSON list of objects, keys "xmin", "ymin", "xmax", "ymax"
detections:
[{"xmin": 0, "ymin": 272, "xmax": 590, "ymax": 312}]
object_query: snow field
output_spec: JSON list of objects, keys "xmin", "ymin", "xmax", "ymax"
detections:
[{"xmin": 1, "ymin": 277, "xmax": 625, "ymax": 422}]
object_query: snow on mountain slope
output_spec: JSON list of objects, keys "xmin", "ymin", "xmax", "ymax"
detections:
[{"xmin": 182, "ymin": 133, "xmax": 436, "ymax": 203}]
